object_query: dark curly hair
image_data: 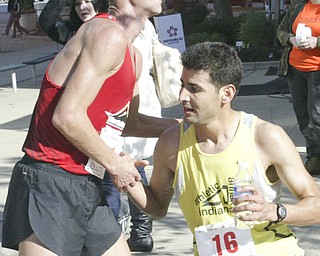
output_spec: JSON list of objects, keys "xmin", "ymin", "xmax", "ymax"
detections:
[{"xmin": 181, "ymin": 42, "xmax": 243, "ymax": 93}]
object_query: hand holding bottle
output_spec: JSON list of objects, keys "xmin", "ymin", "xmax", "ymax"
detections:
[
  {"xmin": 233, "ymin": 170, "xmax": 281, "ymax": 227},
  {"xmin": 233, "ymin": 161, "xmax": 255, "ymax": 229}
]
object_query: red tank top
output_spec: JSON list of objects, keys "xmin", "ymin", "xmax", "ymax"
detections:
[{"xmin": 23, "ymin": 14, "xmax": 135, "ymax": 175}]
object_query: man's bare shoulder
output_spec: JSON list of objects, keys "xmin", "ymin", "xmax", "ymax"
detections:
[
  {"xmin": 154, "ymin": 124, "xmax": 180, "ymax": 172},
  {"xmin": 161, "ymin": 123, "xmax": 181, "ymax": 143},
  {"xmin": 156, "ymin": 123, "xmax": 181, "ymax": 165},
  {"xmin": 254, "ymin": 117, "xmax": 292, "ymax": 150},
  {"xmin": 57, "ymin": 17, "xmax": 127, "ymax": 58},
  {"xmin": 255, "ymin": 118, "xmax": 286, "ymax": 138},
  {"xmin": 49, "ymin": 17, "xmax": 129, "ymax": 88},
  {"xmin": 76, "ymin": 17, "xmax": 128, "ymax": 53},
  {"xmin": 62, "ymin": 17, "xmax": 129, "ymax": 76}
]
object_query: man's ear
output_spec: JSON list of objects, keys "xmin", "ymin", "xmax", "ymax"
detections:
[{"xmin": 220, "ymin": 84, "xmax": 237, "ymax": 103}]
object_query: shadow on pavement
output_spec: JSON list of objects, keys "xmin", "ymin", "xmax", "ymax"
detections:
[
  {"xmin": 238, "ymin": 77, "xmax": 289, "ymax": 96},
  {"xmin": 0, "ymin": 115, "xmax": 31, "ymax": 130}
]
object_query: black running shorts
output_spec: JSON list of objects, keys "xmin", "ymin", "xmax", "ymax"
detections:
[{"xmin": 2, "ymin": 155, "xmax": 121, "ymax": 256}]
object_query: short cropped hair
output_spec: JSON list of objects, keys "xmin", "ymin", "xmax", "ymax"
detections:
[{"xmin": 181, "ymin": 42, "xmax": 243, "ymax": 92}]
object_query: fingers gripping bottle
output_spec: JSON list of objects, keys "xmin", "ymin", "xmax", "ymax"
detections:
[{"xmin": 233, "ymin": 161, "xmax": 255, "ymax": 229}]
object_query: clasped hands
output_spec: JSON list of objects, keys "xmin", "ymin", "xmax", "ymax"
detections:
[{"xmin": 109, "ymin": 151, "xmax": 149, "ymax": 192}]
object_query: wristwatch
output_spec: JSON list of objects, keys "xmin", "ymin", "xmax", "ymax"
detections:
[{"xmin": 272, "ymin": 203, "xmax": 287, "ymax": 224}]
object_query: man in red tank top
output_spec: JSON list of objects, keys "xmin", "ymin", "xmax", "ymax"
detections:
[{"xmin": 2, "ymin": 0, "xmax": 179, "ymax": 255}]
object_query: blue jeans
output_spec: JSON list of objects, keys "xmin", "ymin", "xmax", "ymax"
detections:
[
  {"xmin": 287, "ymin": 66, "xmax": 320, "ymax": 158},
  {"xmin": 101, "ymin": 172, "xmax": 121, "ymax": 219},
  {"xmin": 101, "ymin": 166, "xmax": 148, "ymax": 219}
]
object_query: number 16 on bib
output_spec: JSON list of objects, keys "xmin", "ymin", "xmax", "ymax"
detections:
[{"xmin": 195, "ymin": 225, "xmax": 257, "ymax": 256}]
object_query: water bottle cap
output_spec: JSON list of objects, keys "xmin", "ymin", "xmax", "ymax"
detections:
[{"xmin": 238, "ymin": 161, "xmax": 248, "ymax": 169}]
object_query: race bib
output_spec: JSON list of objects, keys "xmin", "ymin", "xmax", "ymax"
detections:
[
  {"xmin": 195, "ymin": 221, "xmax": 257, "ymax": 256},
  {"xmin": 85, "ymin": 158, "xmax": 106, "ymax": 179},
  {"xmin": 85, "ymin": 111, "xmax": 126, "ymax": 179}
]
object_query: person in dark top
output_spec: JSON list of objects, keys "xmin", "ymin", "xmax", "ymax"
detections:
[
  {"xmin": 38, "ymin": 0, "xmax": 106, "ymax": 45},
  {"xmin": 277, "ymin": 0, "xmax": 320, "ymax": 176}
]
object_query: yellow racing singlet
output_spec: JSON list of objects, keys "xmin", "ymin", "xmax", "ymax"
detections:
[{"xmin": 173, "ymin": 112, "xmax": 304, "ymax": 256}]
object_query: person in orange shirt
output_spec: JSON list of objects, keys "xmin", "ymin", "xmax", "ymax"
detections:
[{"xmin": 277, "ymin": 0, "xmax": 320, "ymax": 176}]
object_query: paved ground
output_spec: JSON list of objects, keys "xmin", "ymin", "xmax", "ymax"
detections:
[{"xmin": 1, "ymin": 31, "xmax": 320, "ymax": 256}]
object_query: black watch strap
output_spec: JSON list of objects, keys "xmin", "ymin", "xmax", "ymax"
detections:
[{"xmin": 272, "ymin": 203, "xmax": 287, "ymax": 225}]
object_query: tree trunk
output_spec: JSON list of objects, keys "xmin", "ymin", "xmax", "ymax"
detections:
[
  {"xmin": 273, "ymin": 0, "xmax": 281, "ymax": 46},
  {"xmin": 274, "ymin": 0, "xmax": 280, "ymax": 24},
  {"xmin": 213, "ymin": 0, "xmax": 233, "ymax": 18}
]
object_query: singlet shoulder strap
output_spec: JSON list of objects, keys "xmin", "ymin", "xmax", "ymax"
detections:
[
  {"xmin": 93, "ymin": 13, "xmax": 117, "ymax": 22},
  {"xmin": 242, "ymin": 112, "xmax": 255, "ymax": 129}
]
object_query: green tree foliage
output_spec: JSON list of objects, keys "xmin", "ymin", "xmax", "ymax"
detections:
[
  {"xmin": 181, "ymin": 5, "xmax": 209, "ymax": 34},
  {"xmin": 20, "ymin": 0, "xmax": 34, "ymax": 11},
  {"xmin": 182, "ymin": 8, "xmax": 282, "ymax": 61},
  {"xmin": 238, "ymin": 11, "xmax": 276, "ymax": 47},
  {"xmin": 197, "ymin": 16, "xmax": 245, "ymax": 45}
]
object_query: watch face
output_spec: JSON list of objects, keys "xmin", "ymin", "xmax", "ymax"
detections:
[{"xmin": 279, "ymin": 205, "xmax": 287, "ymax": 219}]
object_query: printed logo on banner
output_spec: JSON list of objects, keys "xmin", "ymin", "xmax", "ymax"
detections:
[
  {"xmin": 153, "ymin": 13, "xmax": 186, "ymax": 53},
  {"xmin": 167, "ymin": 26, "xmax": 178, "ymax": 37}
]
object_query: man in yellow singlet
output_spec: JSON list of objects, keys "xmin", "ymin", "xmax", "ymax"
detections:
[{"xmin": 126, "ymin": 42, "xmax": 320, "ymax": 256}]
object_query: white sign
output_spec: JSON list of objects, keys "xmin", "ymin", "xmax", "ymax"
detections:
[
  {"xmin": 153, "ymin": 13, "xmax": 186, "ymax": 53},
  {"xmin": 236, "ymin": 41, "xmax": 243, "ymax": 47}
]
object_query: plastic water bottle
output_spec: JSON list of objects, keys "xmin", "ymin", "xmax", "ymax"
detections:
[{"xmin": 233, "ymin": 161, "xmax": 255, "ymax": 229}]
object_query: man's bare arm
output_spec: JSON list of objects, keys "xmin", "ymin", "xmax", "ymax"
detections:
[
  {"xmin": 123, "ymin": 78, "xmax": 182, "ymax": 138},
  {"xmin": 234, "ymin": 120, "xmax": 320, "ymax": 225},
  {"xmin": 126, "ymin": 124, "xmax": 180, "ymax": 218},
  {"xmin": 51, "ymin": 19, "xmax": 140, "ymax": 189}
]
